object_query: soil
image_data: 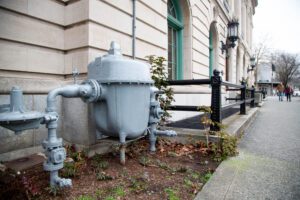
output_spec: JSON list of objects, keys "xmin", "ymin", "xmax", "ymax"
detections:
[{"xmin": 0, "ymin": 137, "xmax": 220, "ymax": 200}]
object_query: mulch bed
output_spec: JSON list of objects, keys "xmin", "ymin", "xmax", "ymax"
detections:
[{"xmin": 0, "ymin": 137, "xmax": 220, "ymax": 200}]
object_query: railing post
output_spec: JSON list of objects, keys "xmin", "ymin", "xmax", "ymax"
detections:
[
  {"xmin": 250, "ymin": 86, "xmax": 255, "ymax": 108},
  {"xmin": 210, "ymin": 69, "xmax": 222, "ymax": 131},
  {"xmin": 240, "ymin": 80, "xmax": 246, "ymax": 114}
]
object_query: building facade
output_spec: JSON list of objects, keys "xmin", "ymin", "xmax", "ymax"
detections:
[{"xmin": 0, "ymin": 0, "xmax": 257, "ymax": 160}]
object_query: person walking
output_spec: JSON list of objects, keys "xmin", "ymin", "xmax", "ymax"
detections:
[
  {"xmin": 285, "ymin": 85, "xmax": 293, "ymax": 102},
  {"xmin": 276, "ymin": 83, "xmax": 284, "ymax": 101}
]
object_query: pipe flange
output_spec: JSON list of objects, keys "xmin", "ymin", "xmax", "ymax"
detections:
[
  {"xmin": 42, "ymin": 138, "xmax": 63, "ymax": 149},
  {"xmin": 81, "ymin": 79, "xmax": 101, "ymax": 103},
  {"xmin": 43, "ymin": 161, "xmax": 64, "ymax": 171}
]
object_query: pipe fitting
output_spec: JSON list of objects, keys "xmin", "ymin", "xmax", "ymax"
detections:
[
  {"xmin": 50, "ymin": 171, "xmax": 72, "ymax": 188},
  {"xmin": 155, "ymin": 130, "xmax": 177, "ymax": 137},
  {"xmin": 80, "ymin": 79, "xmax": 102, "ymax": 103},
  {"xmin": 46, "ymin": 81, "xmax": 102, "ymax": 112}
]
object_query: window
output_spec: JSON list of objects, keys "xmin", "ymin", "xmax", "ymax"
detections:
[
  {"xmin": 209, "ymin": 30, "xmax": 213, "ymax": 77},
  {"xmin": 209, "ymin": 23, "xmax": 218, "ymax": 77},
  {"xmin": 167, "ymin": 0, "xmax": 183, "ymax": 80}
]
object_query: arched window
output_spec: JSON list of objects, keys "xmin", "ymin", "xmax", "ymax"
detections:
[
  {"xmin": 209, "ymin": 23, "xmax": 219, "ymax": 77},
  {"xmin": 167, "ymin": 0, "xmax": 183, "ymax": 80}
]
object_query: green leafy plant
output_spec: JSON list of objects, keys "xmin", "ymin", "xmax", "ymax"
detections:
[
  {"xmin": 198, "ymin": 105, "xmax": 238, "ymax": 161},
  {"xmin": 183, "ymin": 177, "xmax": 193, "ymax": 188},
  {"xmin": 165, "ymin": 188, "xmax": 180, "ymax": 200},
  {"xmin": 213, "ymin": 134, "xmax": 238, "ymax": 161},
  {"xmin": 76, "ymin": 194, "xmax": 95, "ymax": 200},
  {"xmin": 113, "ymin": 186, "xmax": 126, "ymax": 197},
  {"xmin": 176, "ymin": 166, "xmax": 188, "ymax": 173},
  {"xmin": 104, "ymin": 196, "xmax": 115, "ymax": 200},
  {"xmin": 201, "ymin": 172, "xmax": 213, "ymax": 183},
  {"xmin": 129, "ymin": 177, "xmax": 148, "ymax": 193},
  {"xmin": 189, "ymin": 171, "xmax": 201, "ymax": 180},
  {"xmin": 46, "ymin": 185, "xmax": 62, "ymax": 197},
  {"xmin": 91, "ymin": 154, "xmax": 109, "ymax": 170},
  {"xmin": 155, "ymin": 159, "xmax": 170, "ymax": 171},
  {"xmin": 95, "ymin": 189, "xmax": 103, "ymax": 199},
  {"xmin": 65, "ymin": 144, "xmax": 86, "ymax": 162},
  {"xmin": 219, "ymin": 132, "xmax": 238, "ymax": 160},
  {"xmin": 147, "ymin": 55, "xmax": 174, "ymax": 123},
  {"xmin": 198, "ymin": 106, "xmax": 213, "ymax": 147},
  {"xmin": 96, "ymin": 171, "xmax": 113, "ymax": 181},
  {"xmin": 138, "ymin": 156, "xmax": 151, "ymax": 167},
  {"xmin": 61, "ymin": 162, "xmax": 76, "ymax": 178}
]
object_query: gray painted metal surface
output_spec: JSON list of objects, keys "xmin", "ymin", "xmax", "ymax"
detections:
[
  {"xmin": 0, "ymin": 86, "xmax": 44, "ymax": 134},
  {"xmin": 0, "ymin": 41, "xmax": 176, "ymax": 188},
  {"xmin": 88, "ymin": 42, "xmax": 175, "ymax": 164}
]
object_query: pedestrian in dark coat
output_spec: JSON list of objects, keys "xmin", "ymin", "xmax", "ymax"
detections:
[{"xmin": 285, "ymin": 85, "xmax": 293, "ymax": 102}]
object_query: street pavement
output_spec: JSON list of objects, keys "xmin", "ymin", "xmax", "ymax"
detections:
[{"xmin": 195, "ymin": 96, "xmax": 300, "ymax": 200}]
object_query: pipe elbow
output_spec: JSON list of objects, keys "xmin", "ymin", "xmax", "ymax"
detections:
[
  {"xmin": 46, "ymin": 85, "xmax": 82, "ymax": 112},
  {"xmin": 46, "ymin": 80, "xmax": 103, "ymax": 113}
]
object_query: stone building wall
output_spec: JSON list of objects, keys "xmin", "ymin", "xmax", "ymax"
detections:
[{"xmin": 0, "ymin": 0, "xmax": 257, "ymax": 160}]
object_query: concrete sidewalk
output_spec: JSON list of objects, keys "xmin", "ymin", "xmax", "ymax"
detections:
[{"xmin": 195, "ymin": 96, "xmax": 300, "ymax": 200}]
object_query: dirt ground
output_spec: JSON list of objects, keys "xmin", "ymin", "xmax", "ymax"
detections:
[{"xmin": 0, "ymin": 137, "xmax": 220, "ymax": 200}]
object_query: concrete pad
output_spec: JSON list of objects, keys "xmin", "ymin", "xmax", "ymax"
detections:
[
  {"xmin": 0, "ymin": 145, "xmax": 43, "ymax": 162},
  {"xmin": 4, "ymin": 153, "xmax": 45, "ymax": 172}
]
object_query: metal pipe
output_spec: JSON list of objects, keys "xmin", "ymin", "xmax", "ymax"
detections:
[
  {"xmin": 225, "ymin": 98, "xmax": 241, "ymax": 101},
  {"xmin": 167, "ymin": 105, "xmax": 199, "ymax": 111},
  {"xmin": 167, "ymin": 79, "xmax": 211, "ymax": 85},
  {"xmin": 46, "ymin": 84, "xmax": 93, "ymax": 112},
  {"xmin": 132, "ymin": 0, "xmax": 136, "ymax": 59},
  {"xmin": 43, "ymin": 81, "xmax": 101, "ymax": 188},
  {"xmin": 10, "ymin": 86, "xmax": 24, "ymax": 112},
  {"xmin": 222, "ymin": 81, "xmax": 244, "ymax": 88},
  {"xmin": 226, "ymin": 88, "xmax": 241, "ymax": 91}
]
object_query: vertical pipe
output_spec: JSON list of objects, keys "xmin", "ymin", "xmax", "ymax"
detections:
[
  {"xmin": 149, "ymin": 124, "xmax": 157, "ymax": 152},
  {"xmin": 10, "ymin": 86, "xmax": 24, "ymax": 112},
  {"xmin": 132, "ymin": 0, "xmax": 136, "ymax": 59}
]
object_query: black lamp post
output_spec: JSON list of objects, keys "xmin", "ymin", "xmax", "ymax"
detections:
[
  {"xmin": 221, "ymin": 18, "xmax": 239, "ymax": 54},
  {"xmin": 247, "ymin": 56, "xmax": 256, "ymax": 72}
]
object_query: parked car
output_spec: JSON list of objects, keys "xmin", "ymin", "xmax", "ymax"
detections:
[{"xmin": 293, "ymin": 90, "xmax": 300, "ymax": 96}]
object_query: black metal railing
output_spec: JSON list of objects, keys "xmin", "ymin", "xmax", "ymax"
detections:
[{"xmin": 166, "ymin": 69, "xmax": 257, "ymax": 132}]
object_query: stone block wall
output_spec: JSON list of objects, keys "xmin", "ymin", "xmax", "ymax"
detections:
[{"xmin": 0, "ymin": 0, "xmax": 256, "ymax": 160}]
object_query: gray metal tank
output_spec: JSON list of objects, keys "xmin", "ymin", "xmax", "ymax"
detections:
[
  {"xmin": 88, "ymin": 42, "xmax": 153, "ymax": 143},
  {"xmin": 0, "ymin": 41, "xmax": 175, "ymax": 187}
]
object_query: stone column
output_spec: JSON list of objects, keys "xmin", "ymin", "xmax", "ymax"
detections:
[
  {"xmin": 242, "ymin": 5, "xmax": 246, "ymax": 40},
  {"xmin": 235, "ymin": 0, "xmax": 242, "ymax": 34},
  {"xmin": 236, "ymin": 46, "xmax": 244, "ymax": 83},
  {"xmin": 228, "ymin": 47, "xmax": 235, "ymax": 83},
  {"xmin": 243, "ymin": 54, "xmax": 249, "ymax": 78}
]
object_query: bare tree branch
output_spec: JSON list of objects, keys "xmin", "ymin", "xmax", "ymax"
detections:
[{"xmin": 271, "ymin": 52, "xmax": 300, "ymax": 87}]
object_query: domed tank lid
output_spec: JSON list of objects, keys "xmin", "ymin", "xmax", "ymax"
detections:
[{"xmin": 89, "ymin": 42, "xmax": 154, "ymax": 84}]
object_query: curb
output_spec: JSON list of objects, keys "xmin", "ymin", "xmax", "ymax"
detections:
[{"xmin": 194, "ymin": 107, "xmax": 260, "ymax": 200}]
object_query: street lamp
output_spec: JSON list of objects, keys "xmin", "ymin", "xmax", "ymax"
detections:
[
  {"xmin": 221, "ymin": 18, "xmax": 239, "ymax": 54},
  {"xmin": 247, "ymin": 56, "xmax": 256, "ymax": 72}
]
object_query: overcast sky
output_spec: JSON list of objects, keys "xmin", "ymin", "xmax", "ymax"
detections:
[{"xmin": 253, "ymin": 0, "xmax": 300, "ymax": 54}]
